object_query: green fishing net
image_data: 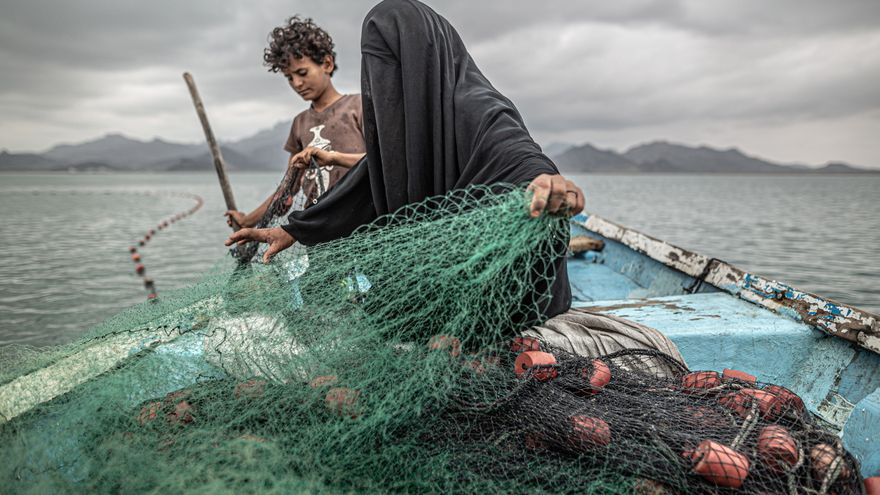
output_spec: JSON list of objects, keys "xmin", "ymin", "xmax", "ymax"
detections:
[{"xmin": 0, "ymin": 185, "xmax": 863, "ymax": 494}]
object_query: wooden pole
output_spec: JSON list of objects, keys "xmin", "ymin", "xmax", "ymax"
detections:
[{"xmin": 182, "ymin": 72, "xmax": 240, "ymax": 230}]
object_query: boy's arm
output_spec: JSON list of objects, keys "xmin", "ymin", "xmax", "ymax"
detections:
[
  {"xmin": 290, "ymin": 147, "xmax": 365, "ymax": 169},
  {"xmin": 225, "ymin": 153, "xmax": 301, "ymax": 228},
  {"xmin": 325, "ymin": 151, "xmax": 365, "ymax": 169}
]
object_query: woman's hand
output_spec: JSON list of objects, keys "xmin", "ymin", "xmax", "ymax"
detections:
[
  {"xmin": 526, "ymin": 174, "xmax": 585, "ymax": 218},
  {"xmin": 225, "ymin": 226, "xmax": 296, "ymax": 263}
]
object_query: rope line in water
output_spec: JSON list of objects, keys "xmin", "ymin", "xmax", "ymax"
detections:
[{"xmin": 126, "ymin": 192, "xmax": 204, "ymax": 301}]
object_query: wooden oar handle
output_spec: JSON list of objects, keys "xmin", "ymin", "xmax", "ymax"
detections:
[{"xmin": 182, "ymin": 72, "xmax": 240, "ymax": 230}]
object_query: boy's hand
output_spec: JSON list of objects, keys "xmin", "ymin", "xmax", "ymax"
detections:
[
  {"xmin": 225, "ymin": 226, "xmax": 296, "ymax": 263},
  {"xmin": 527, "ymin": 174, "xmax": 585, "ymax": 218},
  {"xmin": 224, "ymin": 210, "xmax": 251, "ymax": 228},
  {"xmin": 290, "ymin": 147, "xmax": 334, "ymax": 169}
]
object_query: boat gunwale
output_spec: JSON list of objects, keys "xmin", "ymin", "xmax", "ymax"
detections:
[{"xmin": 571, "ymin": 213, "xmax": 880, "ymax": 356}]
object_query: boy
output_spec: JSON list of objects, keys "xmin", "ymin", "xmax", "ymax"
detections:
[
  {"xmin": 228, "ymin": 0, "xmax": 585, "ymax": 319},
  {"xmin": 225, "ymin": 16, "xmax": 366, "ymax": 230}
]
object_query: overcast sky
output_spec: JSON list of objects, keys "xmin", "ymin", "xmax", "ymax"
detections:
[{"xmin": 1, "ymin": 0, "xmax": 879, "ymax": 167}]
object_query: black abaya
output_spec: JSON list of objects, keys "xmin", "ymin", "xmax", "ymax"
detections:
[{"xmin": 282, "ymin": 0, "xmax": 571, "ymax": 318}]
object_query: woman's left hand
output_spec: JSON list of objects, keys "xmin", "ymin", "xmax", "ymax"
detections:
[{"xmin": 526, "ymin": 174, "xmax": 585, "ymax": 218}]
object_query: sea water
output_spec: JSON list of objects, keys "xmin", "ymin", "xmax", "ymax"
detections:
[{"xmin": 0, "ymin": 172, "xmax": 877, "ymax": 346}]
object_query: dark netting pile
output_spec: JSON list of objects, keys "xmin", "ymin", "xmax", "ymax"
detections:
[{"xmin": 0, "ymin": 185, "xmax": 863, "ymax": 494}]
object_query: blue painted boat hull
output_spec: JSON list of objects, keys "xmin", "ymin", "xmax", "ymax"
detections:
[{"xmin": 568, "ymin": 213, "xmax": 880, "ymax": 477}]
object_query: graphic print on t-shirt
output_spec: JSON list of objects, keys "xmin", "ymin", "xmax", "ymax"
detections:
[{"xmin": 305, "ymin": 124, "xmax": 333, "ymax": 196}]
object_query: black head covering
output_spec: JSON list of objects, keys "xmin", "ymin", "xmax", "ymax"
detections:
[{"xmin": 282, "ymin": 0, "xmax": 570, "ymax": 318}]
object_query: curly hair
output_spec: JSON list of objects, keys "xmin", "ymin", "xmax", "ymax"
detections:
[{"xmin": 264, "ymin": 16, "xmax": 338, "ymax": 76}]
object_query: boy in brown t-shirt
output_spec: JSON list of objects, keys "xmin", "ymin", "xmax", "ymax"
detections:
[{"xmin": 225, "ymin": 16, "xmax": 366, "ymax": 229}]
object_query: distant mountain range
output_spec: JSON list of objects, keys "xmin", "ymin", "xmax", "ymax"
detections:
[
  {"xmin": 551, "ymin": 141, "xmax": 875, "ymax": 174},
  {"xmin": 0, "ymin": 121, "xmax": 292, "ymax": 173},
  {"xmin": 1, "ymin": 123, "xmax": 875, "ymax": 174}
]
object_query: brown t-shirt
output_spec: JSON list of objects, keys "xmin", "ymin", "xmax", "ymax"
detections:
[{"xmin": 284, "ymin": 94, "xmax": 365, "ymax": 206}]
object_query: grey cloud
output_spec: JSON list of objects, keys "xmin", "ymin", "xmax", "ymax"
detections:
[{"xmin": 0, "ymin": 0, "xmax": 878, "ymax": 166}]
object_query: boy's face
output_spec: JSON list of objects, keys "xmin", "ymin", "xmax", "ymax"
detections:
[{"xmin": 283, "ymin": 55, "xmax": 334, "ymax": 102}]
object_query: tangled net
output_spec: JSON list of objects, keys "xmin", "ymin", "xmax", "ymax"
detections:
[{"xmin": 0, "ymin": 185, "xmax": 863, "ymax": 494}]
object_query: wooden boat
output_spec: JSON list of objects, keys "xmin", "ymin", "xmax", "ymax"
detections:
[
  {"xmin": 2, "ymin": 212, "xmax": 877, "ymax": 479},
  {"xmin": 569, "ymin": 212, "xmax": 880, "ymax": 477}
]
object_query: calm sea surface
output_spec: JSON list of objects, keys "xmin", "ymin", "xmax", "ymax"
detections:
[{"xmin": 0, "ymin": 172, "xmax": 877, "ymax": 346}]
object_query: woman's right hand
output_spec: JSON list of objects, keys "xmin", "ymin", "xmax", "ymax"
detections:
[{"xmin": 225, "ymin": 226, "xmax": 296, "ymax": 263}]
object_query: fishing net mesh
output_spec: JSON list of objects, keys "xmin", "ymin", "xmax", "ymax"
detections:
[{"xmin": 0, "ymin": 184, "xmax": 863, "ymax": 494}]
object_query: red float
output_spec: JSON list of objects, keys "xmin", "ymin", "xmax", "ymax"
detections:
[
  {"xmin": 687, "ymin": 440, "xmax": 750, "ymax": 488},
  {"xmin": 514, "ymin": 351, "xmax": 558, "ymax": 381},
  {"xmin": 757, "ymin": 425, "xmax": 799, "ymax": 472},
  {"xmin": 581, "ymin": 359, "xmax": 611, "ymax": 393},
  {"xmin": 137, "ymin": 401, "xmax": 163, "ymax": 425},
  {"xmin": 681, "ymin": 371, "xmax": 722, "ymax": 392},
  {"xmin": 719, "ymin": 389, "xmax": 783, "ymax": 419},
  {"xmin": 166, "ymin": 401, "xmax": 194, "ymax": 424},
  {"xmin": 524, "ymin": 432, "xmax": 548, "ymax": 451},
  {"xmin": 763, "ymin": 384, "xmax": 805, "ymax": 415},
  {"xmin": 510, "ymin": 336, "xmax": 541, "ymax": 353},
  {"xmin": 810, "ymin": 443, "xmax": 851, "ymax": 482},
  {"xmin": 722, "ymin": 368, "xmax": 757, "ymax": 384},
  {"xmin": 135, "ymin": 264, "xmax": 145, "ymax": 275},
  {"xmin": 570, "ymin": 415, "xmax": 611, "ymax": 447}
]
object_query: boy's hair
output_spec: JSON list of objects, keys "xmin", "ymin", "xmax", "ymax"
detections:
[{"xmin": 264, "ymin": 16, "xmax": 338, "ymax": 76}]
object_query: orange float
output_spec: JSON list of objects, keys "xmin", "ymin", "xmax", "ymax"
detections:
[
  {"xmin": 137, "ymin": 401, "xmax": 163, "ymax": 425},
  {"xmin": 510, "ymin": 336, "xmax": 541, "ymax": 353},
  {"xmin": 581, "ymin": 359, "xmax": 611, "ymax": 393},
  {"xmin": 514, "ymin": 351, "xmax": 558, "ymax": 381},
  {"xmin": 681, "ymin": 371, "xmax": 722, "ymax": 392},
  {"xmin": 763, "ymin": 384, "xmax": 805, "ymax": 415},
  {"xmin": 810, "ymin": 443, "xmax": 851, "ymax": 482},
  {"xmin": 757, "ymin": 425, "xmax": 799, "ymax": 472},
  {"xmin": 166, "ymin": 401, "xmax": 194, "ymax": 424},
  {"xmin": 687, "ymin": 439, "xmax": 750, "ymax": 488},
  {"xmin": 524, "ymin": 432, "xmax": 548, "ymax": 451},
  {"xmin": 719, "ymin": 389, "xmax": 782, "ymax": 419},
  {"xmin": 570, "ymin": 415, "xmax": 611, "ymax": 447},
  {"xmin": 722, "ymin": 368, "xmax": 757, "ymax": 384}
]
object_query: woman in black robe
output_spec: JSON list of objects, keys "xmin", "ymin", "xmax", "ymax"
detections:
[{"xmin": 228, "ymin": 0, "xmax": 585, "ymax": 319}]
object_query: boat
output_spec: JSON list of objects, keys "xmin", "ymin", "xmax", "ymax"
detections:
[
  {"xmin": 569, "ymin": 212, "xmax": 880, "ymax": 478},
  {"xmin": 2, "ymin": 210, "xmax": 878, "ymax": 482}
]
